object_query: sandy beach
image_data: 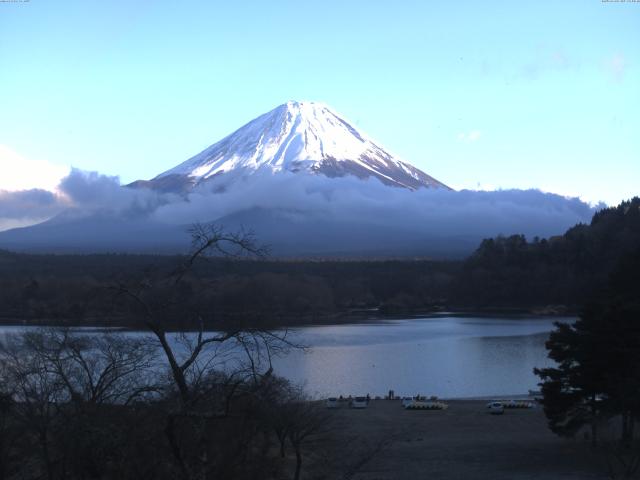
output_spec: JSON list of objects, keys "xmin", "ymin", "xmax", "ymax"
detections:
[{"xmin": 310, "ymin": 399, "xmax": 607, "ymax": 479}]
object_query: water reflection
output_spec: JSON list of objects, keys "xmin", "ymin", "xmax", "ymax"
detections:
[
  {"xmin": 273, "ymin": 317, "xmax": 571, "ymax": 398},
  {"xmin": 0, "ymin": 316, "xmax": 572, "ymax": 399}
]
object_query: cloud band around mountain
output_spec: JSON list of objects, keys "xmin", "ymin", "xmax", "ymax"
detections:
[{"xmin": 0, "ymin": 168, "xmax": 596, "ymax": 256}]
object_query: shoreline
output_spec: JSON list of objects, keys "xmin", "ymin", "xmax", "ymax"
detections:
[
  {"xmin": 1, "ymin": 321, "xmax": 553, "ymax": 410},
  {"xmin": 316, "ymin": 397, "xmax": 603, "ymax": 479},
  {"xmin": 0, "ymin": 309, "xmax": 577, "ymax": 331}
]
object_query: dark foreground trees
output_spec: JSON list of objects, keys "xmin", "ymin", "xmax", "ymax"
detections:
[
  {"xmin": 111, "ymin": 223, "xmax": 312, "ymax": 478},
  {"xmin": 535, "ymin": 247, "xmax": 640, "ymax": 478},
  {"xmin": 0, "ymin": 224, "xmax": 333, "ymax": 479},
  {"xmin": 0, "ymin": 327, "xmax": 331, "ymax": 480},
  {"xmin": 0, "ymin": 329, "xmax": 160, "ymax": 479}
]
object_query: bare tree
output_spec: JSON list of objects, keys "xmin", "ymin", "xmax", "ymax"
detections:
[
  {"xmin": 113, "ymin": 223, "xmax": 290, "ymax": 408},
  {"xmin": 0, "ymin": 328, "xmax": 160, "ymax": 480},
  {"xmin": 112, "ymin": 223, "xmax": 304, "ymax": 479},
  {"xmin": 0, "ymin": 334, "xmax": 67, "ymax": 480},
  {"xmin": 286, "ymin": 396, "xmax": 331, "ymax": 480},
  {"xmin": 0, "ymin": 362, "xmax": 16, "ymax": 480},
  {"xmin": 0, "ymin": 225, "xmax": 307, "ymax": 480},
  {"xmin": 259, "ymin": 379, "xmax": 332, "ymax": 480},
  {"xmin": 17, "ymin": 328, "xmax": 158, "ymax": 407}
]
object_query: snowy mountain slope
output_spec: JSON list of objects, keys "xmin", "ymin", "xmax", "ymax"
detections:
[{"xmin": 148, "ymin": 101, "xmax": 449, "ymax": 191}]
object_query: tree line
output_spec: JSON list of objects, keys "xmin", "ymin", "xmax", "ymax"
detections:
[
  {"xmin": 533, "ymin": 199, "xmax": 640, "ymax": 478},
  {"xmin": 454, "ymin": 197, "xmax": 640, "ymax": 310},
  {"xmin": 2, "ymin": 197, "xmax": 638, "ymax": 326}
]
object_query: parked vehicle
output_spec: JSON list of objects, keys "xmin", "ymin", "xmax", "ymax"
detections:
[
  {"xmin": 350, "ymin": 396, "xmax": 368, "ymax": 409},
  {"xmin": 406, "ymin": 401, "xmax": 448, "ymax": 410},
  {"xmin": 487, "ymin": 401, "xmax": 505, "ymax": 415},
  {"xmin": 326, "ymin": 397, "xmax": 339, "ymax": 409},
  {"xmin": 505, "ymin": 399, "xmax": 534, "ymax": 409}
]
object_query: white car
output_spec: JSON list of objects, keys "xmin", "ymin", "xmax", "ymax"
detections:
[
  {"xmin": 326, "ymin": 397, "xmax": 339, "ymax": 409},
  {"xmin": 401, "ymin": 397, "xmax": 414, "ymax": 408},
  {"xmin": 487, "ymin": 401, "xmax": 505, "ymax": 415},
  {"xmin": 350, "ymin": 396, "xmax": 368, "ymax": 409}
]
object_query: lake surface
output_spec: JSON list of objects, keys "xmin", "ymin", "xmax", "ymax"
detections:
[
  {"xmin": 0, "ymin": 316, "xmax": 572, "ymax": 399},
  {"xmin": 271, "ymin": 316, "xmax": 572, "ymax": 399}
]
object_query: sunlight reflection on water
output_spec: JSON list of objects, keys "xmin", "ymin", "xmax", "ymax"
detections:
[
  {"xmin": 272, "ymin": 317, "xmax": 571, "ymax": 398},
  {"xmin": 0, "ymin": 316, "xmax": 572, "ymax": 399}
]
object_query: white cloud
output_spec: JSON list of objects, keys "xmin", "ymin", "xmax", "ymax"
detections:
[
  {"xmin": 457, "ymin": 130, "xmax": 481, "ymax": 142},
  {"xmin": 551, "ymin": 50, "xmax": 570, "ymax": 69},
  {"xmin": 0, "ymin": 145, "xmax": 70, "ymax": 192},
  {"xmin": 520, "ymin": 48, "xmax": 576, "ymax": 80},
  {"xmin": 0, "ymin": 167, "xmax": 596, "ymax": 253},
  {"xmin": 605, "ymin": 53, "xmax": 626, "ymax": 82},
  {"xmin": 0, "ymin": 188, "xmax": 66, "ymax": 232}
]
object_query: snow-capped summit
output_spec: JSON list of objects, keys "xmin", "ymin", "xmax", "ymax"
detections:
[{"xmin": 147, "ymin": 101, "xmax": 449, "ymax": 191}]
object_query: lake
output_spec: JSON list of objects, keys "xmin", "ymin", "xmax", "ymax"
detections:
[
  {"xmin": 271, "ymin": 316, "xmax": 571, "ymax": 399},
  {"xmin": 0, "ymin": 315, "xmax": 572, "ymax": 399}
]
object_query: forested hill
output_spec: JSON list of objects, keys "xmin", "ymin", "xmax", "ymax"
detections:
[
  {"xmin": 453, "ymin": 197, "xmax": 640, "ymax": 310},
  {"xmin": 0, "ymin": 198, "xmax": 638, "ymax": 327}
]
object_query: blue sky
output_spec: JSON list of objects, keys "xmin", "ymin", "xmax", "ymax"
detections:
[{"xmin": 0, "ymin": 0, "xmax": 638, "ymax": 205}]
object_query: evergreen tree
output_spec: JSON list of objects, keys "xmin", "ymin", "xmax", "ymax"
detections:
[{"xmin": 535, "ymin": 247, "xmax": 640, "ymax": 445}]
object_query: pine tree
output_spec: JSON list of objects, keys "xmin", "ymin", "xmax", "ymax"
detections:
[{"xmin": 535, "ymin": 247, "xmax": 640, "ymax": 445}]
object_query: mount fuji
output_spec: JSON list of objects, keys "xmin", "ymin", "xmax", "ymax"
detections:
[
  {"xmin": 131, "ymin": 101, "xmax": 449, "ymax": 193},
  {"xmin": 0, "ymin": 102, "xmax": 594, "ymax": 257}
]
